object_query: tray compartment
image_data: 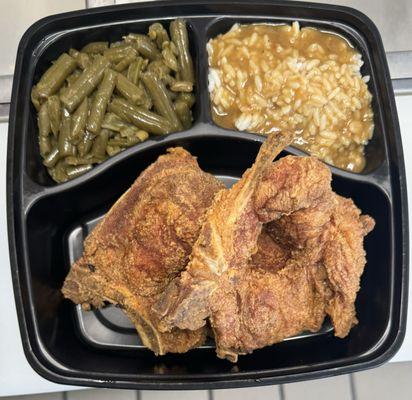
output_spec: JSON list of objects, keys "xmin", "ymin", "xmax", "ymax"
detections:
[
  {"xmin": 204, "ymin": 16, "xmax": 386, "ymax": 175},
  {"xmin": 23, "ymin": 135, "xmax": 393, "ymax": 380}
]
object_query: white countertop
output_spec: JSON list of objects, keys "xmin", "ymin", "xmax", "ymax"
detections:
[{"xmin": 0, "ymin": 95, "xmax": 411, "ymax": 396}]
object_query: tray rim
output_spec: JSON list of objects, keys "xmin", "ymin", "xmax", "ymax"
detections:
[{"xmin": 7, "ymin": 0, "xmax": 408, "ymax": 390}]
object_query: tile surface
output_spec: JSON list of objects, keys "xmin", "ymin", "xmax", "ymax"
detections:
[
  {"xmin": 1, "ymin": 392, "xmax": 63, "ymax": 400},
  {"xmin": 0, "ymin": 0, "xmax": 85, "ymax": 76},
  {"xmin": 213, "ymin": 385, "xmax": 281, "ymax": 400},
  {"xmin": 283, "ymin": 374, "xmax": 352, "ymax": 400},
  {"xmin": 141, "ymin": 390, "xmax": 208, "ymax": 400},
  {"xmin": 68, "ymin": 389, "xmax": 137, "ymax": 400},
  {"xmin": 353, "ymin": 362, "xmax": 412, "ymax": 400},
  {"xmin": 295, "ymin": 0, "xmax": 412, "ymax": 53}
]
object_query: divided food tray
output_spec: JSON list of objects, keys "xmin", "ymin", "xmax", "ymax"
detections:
[{"xmin": 7, "ymin": 0, "xmax": 408, "ymax": 390}]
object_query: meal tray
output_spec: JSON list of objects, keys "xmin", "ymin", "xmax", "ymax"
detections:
[{"xmin": 7, "ymin": 0, "xmax": 408, "ymax": 390}]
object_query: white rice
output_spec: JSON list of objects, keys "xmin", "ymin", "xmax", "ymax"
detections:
[{"xmin": 207, "ymin": 22, "xmax": 374, "ymax": 172}]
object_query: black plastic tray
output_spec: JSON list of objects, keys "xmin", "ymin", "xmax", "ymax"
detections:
[{"xmin": 7, "ymin": 0, "xmax": 408, "ymax": 390}]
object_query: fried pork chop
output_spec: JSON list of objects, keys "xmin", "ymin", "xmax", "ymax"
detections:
[
  {"xmin": 156, "ymin": 133, "xmax": 375, "ymax": 362},
  {"xmin": 62, "ymin": 147, "xmax": 225, "ymax": 355}
]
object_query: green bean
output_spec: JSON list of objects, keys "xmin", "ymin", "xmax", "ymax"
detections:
[
  {"xmin": 36, "ymin": 53, "xmax": 77, "ymax": 98},
  {"xmin": 38, "ymin": 103, "xmax": 52, "ymax": 159},
  {"xmin": 161, "ymin": 46, "xmax": 179, "ymax": 72},
  {"xmin": 138, "ymin": 82, "xmax": 153, "ymax": 110},
  {"xmin": 174, "ymin": 100, "xmax": 192, "ymax": 130},
  {"xmin": 118, "ymin": 123, "xmax": 149, "ymax": 141},
  {"xmin": 76, "ymin": 52, "xmax": 92, "ymax": 70},
  {"xmin": 116, "ymin": 73, "xmax": 145, "ymax": 105},
  {"xmin": 124, "ymin": 33, "xmax": 161, "ymax": 61},
  {"xmin": 119, "ymin": 126, "xmax": 137, "ymax": 138},
  {"xmin": 69, "ymin": 48, "xmax": 92, "ymax": 70},
  {"xmin": 103, "ymin": 45, "xmax": 134, "ymax": 63},
  {"xmin": 87, "ymin": 69, "xmax": 117, "ymax": 134},
  {"xmin": 66, "ymin": 164, "xmax": 93, "ymax": 179},
  {"xmin": 110, "ymin": 41, "xmax": 126, "ymax": 48},
  {"xmin": 58, "ymin": 113, "xmax": 76, "ymax": 157},
  {"xmin": 177, "ymin": 92, "xmax": 195, "ymax": 108},
  {"xmin": 39, "ymin": 136, "xmax": 52, "ymax": 157},
  {"xmin": 106, "ymin": 145, "xmax": 123, "ymax": 156},
  {"xmin": 126, "ymin": 57, "xmax": 146, "ymax": 84},
  {"xmin": 65, "ymin": 155, "xmax": 101, "ymax": 166},
  {"xmin": 108, "ymin": 138, "xmax": 132, "ymax": 147},
  {"xmin": 91, "ymin": 129, "xmax": 110, "ymax": 159},
  {"xmin": 167, "ymin": 41, "xmax": 179, "ymax": 56},
  {"xmin": 43, "ymin": 147, "xmax": 60, "ymax": 168},
  {"xmin": 102, "ymin": 113, "xmax": 148, "ymax": 142},
  {"xmin": 66, "ymin": 69, "xmax": 82, "ymax": 87},
  {"xmin": 60, "ymin": 55, "xmax": 110, "ymax": 112},
  {"xmin": 47, "ymin": 95, "xmax": 61, "ymax": 137},
  {"xmin": 50, "ymin": 135, "xmax": 58, "ymax": 149},
  {"xmin": 38, "ymin": 103, "xmax": 51, "ymax": 138},
  {"xmin": 148, "ymin": 23, "xmax": 170, "ymax": 49},
  {"xmin": 170, "ymin": 19, "xmax": 194, "ymax": 84},
  {"xmin": 70, "ymin": 97, "xmax": 88, "ymax": 142},
  {"xmin": 108, "ymin": 97, "xmax": 173, "ymax": 135},
  {"xmin": 108, "ymin": 130, "xmax": 146, "ymax": 146},
  {"xmin": 81, "ymin": 41, "xmax": 109, "ymax": 54},
  {"xmin": 31, "ymin": 86, "xmax": 41, "ymax": 111},
  {"xmin": 146, "ymin": 60, "xmax": 172, "ymax": 83},
  {"xmin": 49, "ymin": 161, "xmax": 68, "ymax": 183},
  {"xmin": 170, "ymin": 80, "xmax": 193, "ymax": 92},
  {"xmin": 59, "ymin": 84, "xmax": 68, "ymax": 97},
  {"xmin": 114, "ymin": 47, "xmax": 137, "ymax": 72},
  {"xmin": 102, "ymin": 112, "xmax": 130, "ymax": 132},
  {"xmin": 136, "ymin": 130, "xmax": 149, "ymax": 141},
  {"xmin": 78, "ymin": 130, "xmax": 95, "ymax": 157},
  {"xmin": 141, "ymin": 71, "xmax": 182, "ymax": 131}
]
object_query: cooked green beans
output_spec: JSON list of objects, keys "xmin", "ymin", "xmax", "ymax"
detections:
[
  {"xmin": 114, "ymin": 47, "xmax": 137, "ymax": 72},
  {"xmin": 60, "ymin": 55, "xmax": 110, "ymax": 112},
  {"xmin": 78, "ymin": 130, "xmax": 95, "ymax": 157},
  {"xmin": 148, "ymin": 23, "xmax": 170, "ymax": 48},
  {"xmin": 124, "ymin": 34, "xmax": 161, "ymax": 61},
  {"xmin": 43, "ymin": 147, "xmax": 60, "ymax": 168},
  {"xmin": 92, "ymin": 129, "xmax": 110, "ymax": 159},
  {"xmin": 32, "ymin": 19, "xmax": 195, "ymax": 183},
  {"xmin": 70, "ymin": 97, "xmax": 88, "ymax": 142},
  {"xmin": 87, "ymin": 69, "xmax": 117, "ymax": 134},
  {"xmin": 170, "ymin": 80, "xmax": 193, "ymax": 92},
  {"xmin": 162, "ymin": 46, "xmax": 179, "ymax": 72},
  {"xmin": 69, "ymin": 49, "xmax": 92, "ymax": 70},
  {"xmin": 35, "ymin": 53, "xmax": 77, "ymax": 98},
  {"xmin": 102, "ymin": 112, "xmax": 131, "ymax": 132},
  {"xmin": 104, "ymin": 45, "xmax": 134, "ymax": 63},
  {"xmin": 116, "ymin": 73, "xmax": 145, "ymax": 105},
  {"xmin": 170, "ymin": 19, "xmax": 194, "ymax": 84},
  {"xmin": 82, "ymin": 41, "xmax": 109, "ymax": 54},
  {"xmin": 66, "ymin": 156, "xmax": 101, "ymax": 166},
  {"xmin": 66, "ymin": 164, "xmax": 93, "ymax": 179},
  {"xmin": 109, "ymin": 97, "xmax": 173, "ymax": 135},
  {"xmin": 177, "ymin": 92, "xmax": 195, "ymax": 108},
  {"xmin": 127, "ymin": 57, "xmax": 146, "ymax": 85},
  {"xmin": 38, "ymin": 105, "xmax": 53, "ymax": 160},
  {"xmin": 141, "ymin": 71, "xmax": 182, "ymax": 131},
  {"xmin": 38, "ymin": 103, "xmax": 51, "ymax": 139},
  {"xmin": 31, "ymin": 87, "xmax": 41, "ymax": 111},
  {"xmin": 174, "ymin": 100, "xmax": 192, "ymax": 130},
  {"xmin": 58, "ymin": 113, "xmax": 76, "ymax": 157},
  {"xmin": 47, "ymin": 95, "xmax": 61, "ymax": 137}
]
